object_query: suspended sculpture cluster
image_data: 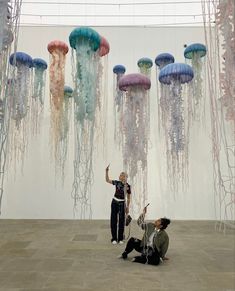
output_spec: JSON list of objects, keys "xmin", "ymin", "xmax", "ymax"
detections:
[
  {"xmin": 8, "ymin": 52, "xmax": 47, "ymax": 173},
  {"xmin": 112, "ymin": 41, "xmax": 207, "ymax": 207},
  {"xmin": 0, "ymin": 1, "xmax": 233, "ymax": 225}
]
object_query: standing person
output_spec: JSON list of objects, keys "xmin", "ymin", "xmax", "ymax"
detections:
[
  {"xmin": 119, "ymin": 206, "xmax": 170, "ymax": 265},
  {"xmin": 105, "ymin": 165, "xmax": 131, "ymax": 245}
]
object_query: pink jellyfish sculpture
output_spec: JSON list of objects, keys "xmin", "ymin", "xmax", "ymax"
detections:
[
  {"xmin": 119, "ymin": 73, "xmax": 151, "ymax": 213},
  {"xmin": 97, "ymin": 36, "xmax": 110, "ymax": 156},
  {"xmin": 47, "ymin": 40, "xmax": 69, "ymax": 163},
  {"xmin": 99, "ymin": 36, "xmax": 110, "ymax": 57}
]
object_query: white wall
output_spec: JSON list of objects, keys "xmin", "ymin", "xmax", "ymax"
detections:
[{"xmin": 1, "ymin": 26, "xmax": 215, "ymax": 220}]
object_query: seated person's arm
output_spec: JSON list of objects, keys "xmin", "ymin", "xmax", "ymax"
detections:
[
  {"xmin": 160, "ymin": 236, "xmax": 169, "ymax": 260},
  {"xmin": 137, "ymin": 207, "xmax": 148, "ymax": 230}
]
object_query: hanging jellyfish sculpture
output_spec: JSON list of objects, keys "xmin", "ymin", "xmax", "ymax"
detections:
[
  {"xmin": 155, "ymin": 53, "xmax": 175, "ymax": 70},
  {"xmin": 137, "ymin": 57, "xmax": 153, "ymax": 77},
  {"xmin": 155, "ymin": 53, "xmax": 175, "ymax": 133},
  {"xmin": 216, "ymin": 1, "xmax": 235, "ymax": 126},
  {"xmin": 201, "ymin": 0, "xmax": 235, "ymax": 230},
  {"xmin": 137, "ymin": 58, "xmax": 152, "ymax": 147},
  {"xmin": 215, "ymin": 0, "xmax": 235, "ymax": 228},
  {"xmin": 96, "ymin": 36, "xmax": 110, "ymax": 156},
  {"xmin": 30, "ymin": 58, "xmax": 47, "ymax": 135},
  {"xmin": 158, "ymin": 63, "xmax": 194, "ymax": 192},
  {"xmin": 184, "ymin": 43, "xmax": 207, "ymax": 122},
  {"xmin": 118, "ymin": 73, "xmax": 151, "ymax": 214},
  {"xmin": 0, "ymin": 0, "xmax": 13, "ymax": 91},
  {"xmin": 47, "ymin": 40, "xmax": 68, "ymax": 164},
  {"xmin": 8, "ymin": 52, "xmax": 33, "ymax": 170},
  {"xmin": 97, "ymin": 35, "xmax": 110, "ymax": 110},
  {"xmin": 69, "ymin": 27, "xmax": 101, "ymax": 218},
  {"xmin": 113, "ymin": 65, "xmax": 126, "ymax": 148},
  {"xmin": 0, "ymin": 0, "xmax": 22, "ymax": 215},
  {"xmin": 58, "ymin": 85, "xmax": 73, "ymax": 183}
]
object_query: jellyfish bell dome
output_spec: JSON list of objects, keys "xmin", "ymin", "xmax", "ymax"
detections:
[
  {"xmin": 69, "ymin": 27, "xmax": 101, "ymax": 51},
  {"xmin": 137, "ymin": 57, "xmax": 153, "ymax": 69},
  {"xmin": 9, "ymin": 52, "xmax": 33, "ymax": 68},
  {"xmin": 32, "ymin": 58, "xmax": 48, "ymax": 70},
  {"xmin": 155, "ymin": 53, "xmax": 175, "ymax": 68},
  {"xmin": 158, "ymin": 63, "xmax": 194, "ymax": 85},
  {"xmin": 47, "ymin": 40, "xmax": 69, "ymax": 55},
  {"xmin": 64, "ymin": 86, "xmax": 73, "ymax": 98},
  {"xmin": 184, "ymin": 43, "xmax": 207, "ymax": 59},
  {"xmin": 113, "ymin": 65, "xmax": 126, "ymax": 75},
  {"xmin": 99, "ymin": 36, "xmax": 110, "ymax": 57},
  {"xmin": 118, "ymin": 73, "xmax": 151, "ymax": 91}
]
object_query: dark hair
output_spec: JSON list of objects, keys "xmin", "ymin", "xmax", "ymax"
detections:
[{"xmin": 160, "ymin": 218, "xmax": 171, "ymax": 230}]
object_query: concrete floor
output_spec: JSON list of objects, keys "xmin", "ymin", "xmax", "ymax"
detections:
[{"xmin": 0, "ymin": 219, "xmax": 234, "ymax": 291}]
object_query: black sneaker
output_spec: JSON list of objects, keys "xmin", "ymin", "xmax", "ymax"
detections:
[
  {"xmin": 122, "ymin": 252, "xmax": 128, "ymax": 259},
  {"xmin": 117, "ymin": 252, "xmax": 128, "ymax": 259}
]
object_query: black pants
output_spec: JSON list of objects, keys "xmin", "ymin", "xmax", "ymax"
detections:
[
  {"xmin": 124, "ymin": 237, "xmax": 161, "ymax": 265},
  {"xmin": 124, "ymin": 237, "xmax": 143, "ymax": 253},
  {"xmin": 111, "ymin": 199, "xmax": 125, "ymax": 242}
]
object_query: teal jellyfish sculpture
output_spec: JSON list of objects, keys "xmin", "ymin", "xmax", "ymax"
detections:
[{"xmin": 69, "ymin": 27, "xmax": 101, "ymax": 218}]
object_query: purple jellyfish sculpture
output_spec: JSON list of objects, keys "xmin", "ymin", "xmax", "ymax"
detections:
[{"xmin": 119, "ymin": 73, "xmax": 151, "ymax": 213}]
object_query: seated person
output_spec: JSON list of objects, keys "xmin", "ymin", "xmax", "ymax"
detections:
[{"xmin": 119, "ymin": 206, "xmax": 170, "ymax": 265}]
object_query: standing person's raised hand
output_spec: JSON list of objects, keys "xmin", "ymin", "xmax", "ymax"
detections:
[{"xmin": 106, "ymin": 164, "xmax": 110, "ymax": 172}]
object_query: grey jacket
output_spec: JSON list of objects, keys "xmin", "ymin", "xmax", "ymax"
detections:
[{"xmin": 137, "ymin": 214, "xmax": 169, "ymax": 258}]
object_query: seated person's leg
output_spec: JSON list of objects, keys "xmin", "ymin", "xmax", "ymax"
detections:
[
  {"xmin": 132, "ymin": 254, "xmax": 147, "ymax": 264},
  {"xmin": 121, "ymin": 237, "xmax": 142, "ymax": 259}
]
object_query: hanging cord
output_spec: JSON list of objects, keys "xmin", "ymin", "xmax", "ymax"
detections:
[{"xmin": 123, "ymin": 180, "xmax": 132, "ymax": 241}]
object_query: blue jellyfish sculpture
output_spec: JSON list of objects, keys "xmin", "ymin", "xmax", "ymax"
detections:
[
  {"xmin": 184, "ymin": 43, "xmax": 207, "ymax": 121},
  {"xmin": 137, "ymin": 57, "xmax": 153, "ymax": 76},
  {"xmin": 69, "ymin": 27, "xmax": 101, "ymax": 218},
  {"xmin": 159, "ymin": 63, "xmax": 194, "ymax": 191},
  {"xmin": 155, "ymin": 53, "xmax": 175, "ymax": 70},
  {"xmin": 9, "ymin": 52, "xmax": 33, "ymax": 122},
  {"xmin": 113, "ymin": 64, "xmax": 126, "ymax": 147},
  {"xmin": 155, "ymin": 53, "xmax": 175, "ymax": 133},
  {"xmin": 8, "ymin": 52, "xmax": 33, "ymax": 171},
  {"xmin": 32, "ymin": 58, "xmax": 47, "ymax": 104},
  {"xmin": 29, "ymin": 58, "xmax": 48, "ymax": 135}
]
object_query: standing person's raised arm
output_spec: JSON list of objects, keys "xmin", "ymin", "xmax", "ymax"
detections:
[{"xmin": 105, "ymin": 164, "xmax": 113, "ymax": 184}]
